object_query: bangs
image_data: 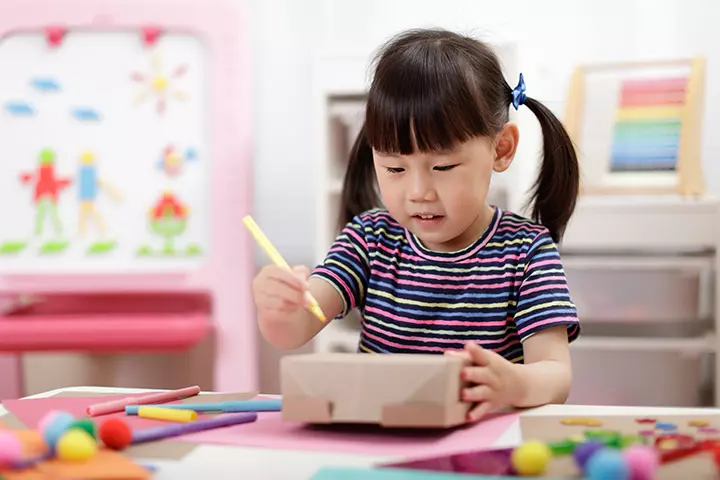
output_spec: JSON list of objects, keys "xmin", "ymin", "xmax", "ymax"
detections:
[{"xmin": 365, "ymin": 42, "xmax": 495, "ymax": 155}]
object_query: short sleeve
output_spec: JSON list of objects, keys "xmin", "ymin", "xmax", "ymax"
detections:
[
  {"xmin": 310, "ymin": 215, "xmax": 370, "ymax": 318},
  {"xmin": 513, "ymin": 231, "xmax": 581, "ymax": 343}
]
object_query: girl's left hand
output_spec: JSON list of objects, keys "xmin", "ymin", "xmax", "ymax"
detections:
[{"xmin": 445, "ymin": 343, "xmax": 526, "ymax": 421}]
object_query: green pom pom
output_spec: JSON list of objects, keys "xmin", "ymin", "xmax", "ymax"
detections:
[{"xmin": 70, "ymin": 419, "xmax": 97, "ymax": 440}]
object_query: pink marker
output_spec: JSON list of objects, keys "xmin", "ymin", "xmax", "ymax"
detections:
[{"xmin": 87, "ymin": 385, "xmax": 201, "ymax": 417}]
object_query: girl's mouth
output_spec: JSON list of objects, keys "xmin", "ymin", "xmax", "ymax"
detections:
[{"xmin": 413, "ymin": 214, "xmax": 444, "ymax": 226}]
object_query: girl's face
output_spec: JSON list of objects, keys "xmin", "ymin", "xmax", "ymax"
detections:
[{"xmin": 372, "ymin": 124, "xmax": 518, "ymax": 252}]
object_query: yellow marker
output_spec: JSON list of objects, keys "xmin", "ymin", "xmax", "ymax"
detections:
[
  {"xmin": 242, "ymin": 215, "xmax": 326, "ymax": 322},
  {"xmin": 137, "ymin": 406, "xmax": 197, "ymax": 423}
]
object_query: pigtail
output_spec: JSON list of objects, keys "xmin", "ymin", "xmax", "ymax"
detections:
[
  {"xmin": 339, "ymin": 123, "xmax": 380, "ymax": 229},
  {"xmin": 522, "ymin": 97, "xmax": 580, "ymax": 244}
]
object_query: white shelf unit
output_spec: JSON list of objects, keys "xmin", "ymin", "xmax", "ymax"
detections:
[{"xmin": 560, "ymin": 196, "xmax": 720, "ymax": 407}]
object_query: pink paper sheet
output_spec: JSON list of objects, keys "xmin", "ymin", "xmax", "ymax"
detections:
[
  {"xmin": 2, "ymin": 395, "xmax": 518, "ymax": 458},
  {"xmin": 1, "ymin": 394, "xmax": 211, "ymax": 430},
  {"xmin": 177, "ymin": 411, "xmax": 519, "ymax": 458}
]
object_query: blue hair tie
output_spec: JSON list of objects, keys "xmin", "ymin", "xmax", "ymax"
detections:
[{"xmin": 511, "ymin": 73, "xmax": 526, "ymax": 110}]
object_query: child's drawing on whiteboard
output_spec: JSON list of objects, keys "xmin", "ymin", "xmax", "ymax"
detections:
[
  {"xmin": 2, "ymin": 77, "xmax": 59, "ymax": 119},
  {"xmin": 71, "ymin": 107, "xmax": 101, "ymax": 122},
  {"xmin": 4, "ymin": 100, "xmax": 36, "ymax": 116},
  {"xmin": 158, "ymin": 145, "xmax": 198, "ymax": 176},
  {"xmin": 137, "ymin": 192, "xmax": 201, "ymax": 257},
  {"xmin": 77, "ymin": 151, "xmax": 122, "ymax": 254},
  {"xmin": 0, "ymin": 30, "xmax": 208, "ymax": 271},
  {"xmin": 131, "ymin": 53, "xmax": 188, "ymax": 114},
  {"xmin": 30, "ymin": 77, "xmax": 61, "ymax": 93},
  {"xmin": 18, "ymin": 148, "xmax": 72, "ymax": 254}
]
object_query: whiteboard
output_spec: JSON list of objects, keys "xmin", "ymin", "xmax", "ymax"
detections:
[{"xmin": 0, "ymin": 31, "xmax": 209, "ymax": 274}]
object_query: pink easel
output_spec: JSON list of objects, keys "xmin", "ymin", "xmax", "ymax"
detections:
[{"xmin": 0, "ymin": 0, "xmax": 255, "ymax": 397}]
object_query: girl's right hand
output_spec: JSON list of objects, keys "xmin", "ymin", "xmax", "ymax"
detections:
[{"xmin": 252, "ymin": 264, "xmax": 311, "ymax": 321}]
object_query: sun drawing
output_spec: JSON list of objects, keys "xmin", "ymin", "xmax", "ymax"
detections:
[{"xmin": 131, "ymin": 53, "xmax": 189, "ymax": 114}]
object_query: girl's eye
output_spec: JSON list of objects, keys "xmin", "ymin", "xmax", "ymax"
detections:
[
  {"xmin": 386, "ymin": 167, "xmax": 404, "ymax": 174},
  {"xmin": 434, "ymin": 164, "xmax": 458, "ymax": 171}
]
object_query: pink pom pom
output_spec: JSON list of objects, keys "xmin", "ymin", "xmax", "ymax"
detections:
[
  {"xmin": 38, "ymin": 409, "xmax": 63, "ymax": 432},
  {"xmin": 623, "ymin": 445, "xmax": 659, "ymax": 480},
  {"xmin": 0, "ymin": 431, "xmax": 23, "ymax": 467}
]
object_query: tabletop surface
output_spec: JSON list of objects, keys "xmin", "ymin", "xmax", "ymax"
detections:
[{"xmin": 3, "ymin": 385, "xmax": 719, "ymax": 479}]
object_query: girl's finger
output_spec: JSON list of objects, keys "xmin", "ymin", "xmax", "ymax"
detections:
[
  {"xmin": 257, "ymin": 288, "xmax": 305, "ymax": 310},
  {"xmin": 292, "ymin": 265, "xmax": 311, "ymax": 282},
  {"xmin": 445, "ymin": 349, "xmax": 470, "ymax": 360},
  {"xmin": 462, "ymin": 366, "xmax": 499, "ymax": 388},
  {"xmin": 271, "ymin": 283, "xmax": 306, "ymax": 304},
  {"xmin": 265, "ymin": 268, "xmax": 307, "ymax": 291},
  {"xmin": 467, "ymin": 401, "xmax": 495, "ymax": 422},
  {"xmin": 256, "ymin": 295, "xmax": 293, "ymax": 312},
  {"xmin": 464, "ymin": 342, "xmax": 493, "ymax": 367},
  {"xmin": 462, "ymin": 384, "xmax": 493, "ymax": 403}
]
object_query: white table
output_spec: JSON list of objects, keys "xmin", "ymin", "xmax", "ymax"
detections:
[{"xmin": 4, "ymin": 386, "xmax": 720, "ymax": 479}]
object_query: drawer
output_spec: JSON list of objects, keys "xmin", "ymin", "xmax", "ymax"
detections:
[
  {"xmin": 564, "ymin": 263, "xmax": 711, "ymax": 325},
  {"xmin": 561, "ymin": 196, "xmax": 719, "ymax": 252},
  {"xmin": 568, "ymin": 349, "xmax": 709, "ymax": 407}
]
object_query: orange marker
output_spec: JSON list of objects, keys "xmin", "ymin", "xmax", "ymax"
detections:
[{"xmin": 137, "ymin": 406, "xmax": 197, "ymax": 423}]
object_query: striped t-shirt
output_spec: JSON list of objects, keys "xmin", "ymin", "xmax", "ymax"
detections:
[{"xmin": 311, "ymin": 207, "xmax": 580, "ymax": 363}]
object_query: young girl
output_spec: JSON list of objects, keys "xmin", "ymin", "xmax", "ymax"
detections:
[{"xmin": 252, "ymin": 28, "xmax": 581, "ymax": 420}]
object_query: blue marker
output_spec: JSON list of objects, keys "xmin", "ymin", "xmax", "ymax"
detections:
[{"xmin": 125, "ymin": 399, "xmax": 282, "ymax": 415}]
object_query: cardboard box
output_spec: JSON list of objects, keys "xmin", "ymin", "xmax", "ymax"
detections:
[{"xmin": 280, "ymin": 353, "xmax": 471, "ymax": 428}]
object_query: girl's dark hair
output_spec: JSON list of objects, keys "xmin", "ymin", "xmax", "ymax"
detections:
[{"xmin": 339, "ymin": 28, "xmax": 579, "ymax": 243}]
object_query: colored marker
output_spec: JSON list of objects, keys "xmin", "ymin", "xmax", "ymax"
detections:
[
  {"xmin": 125, "ymin": 399, "xmax": 282, "ymax": 415},
  {"xmin": 137, "ymin": 406, "xmax": 197, "ymax": 423},
  {"xmin": 242, "ymin": 215, "xmax": 326, "ymax": 322},
  {"xmin": 132, "ymin": 412, "xmax": 257, "ymax": 444},
  {"xmin": 87, "ymin": 385, "xmax": 201, "ymax": 417}
]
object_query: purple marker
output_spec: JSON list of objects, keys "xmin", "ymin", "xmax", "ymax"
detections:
[{"xmin": 131, "ymin": 412, "xmax": 258, "ymax": 444}]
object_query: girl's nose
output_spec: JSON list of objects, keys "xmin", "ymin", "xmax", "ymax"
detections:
[{"xmin": 408, "ymin": 172, "xmax": 437, "ymax": 202}]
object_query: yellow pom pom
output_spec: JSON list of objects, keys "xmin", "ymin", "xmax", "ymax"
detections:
[
  {"xmin": 511, "ymin": 440, "xmax": 552, "ymax": 476},
  {"xmin": 56, "ymin": 428, "xmax": 97, "ymax": 462}
]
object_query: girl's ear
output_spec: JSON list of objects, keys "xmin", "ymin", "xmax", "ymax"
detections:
[{"xmin": 493, "ymin": 123, "xmax": 519, "ymax": 173}]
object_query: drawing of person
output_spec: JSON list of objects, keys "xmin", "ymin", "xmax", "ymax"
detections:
[
  {"xmin": 19, "ymin": 148, "xmax": 72, "ymax": 237},
  {"xmin": 77, "ymin": 150, "xmax": 122, "ymax": 237}
]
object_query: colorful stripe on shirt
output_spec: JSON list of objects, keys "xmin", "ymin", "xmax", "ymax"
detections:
[{"xmin": 311, "ymin": 207, "xmax": 580, "ymax": 363}]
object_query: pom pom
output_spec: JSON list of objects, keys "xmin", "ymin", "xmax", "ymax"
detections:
[
  {"xmin": 573, "ymin": 440, "xmax": 604, "ymax": 470},
  {"xmin": 586, "ymin": 448, "xmax": 629, "ymax": 480},
  {"xmin": 56, "ymin": 429, "xmax": 97, "ymax": 462},
  {"xmin": 99, "ymin": 418, "xmax": 132, "ymax": 450},
  {"xmin": 70, "ymin": 419, "xmax": 97, "ymax": 440},
  {"xmin": 0, "ymin": 431, "xmax": 23, "ymax": 467},
  {"xmin": 623, "ymin": 445, "xmax": 659, "ymax": 480},
  {"xmin": 511, "ymin": 440, "xmax": 552, "ymax": 476},
  {"xmin": 37, "ymin": 410, "xmax": 63, "ymax": 433},
  {"xmin": 42, "ymin": 411, "xmax": 75, "ymax": 451}
]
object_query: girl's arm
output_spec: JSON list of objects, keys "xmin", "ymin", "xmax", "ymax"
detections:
[
  {"xmin": 258, "ymin": 276, "xmax": 345, "ymax": 350},
  {"xmin": 454, "ymin": 325, "xmax": 573, "ymax": 419},
  {"xmin": 511, "ymin": 325, "xmax": 572, "ymax": 407}
]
